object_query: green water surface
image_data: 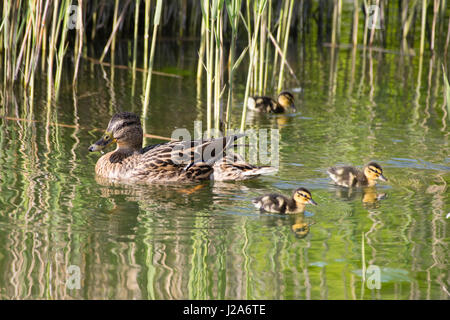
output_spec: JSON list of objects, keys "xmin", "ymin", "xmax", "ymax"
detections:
[{"xmin": 0, "ymin": 41, "xmax": 448, "ymax": 299}]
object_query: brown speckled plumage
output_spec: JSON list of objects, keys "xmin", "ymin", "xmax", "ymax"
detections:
[{"xmin": 89, "ymin": 112, "xmax": 276, "ymax": 183}]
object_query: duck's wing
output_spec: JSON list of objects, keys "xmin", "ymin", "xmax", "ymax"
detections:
[
  {"xmin": 140, "ymin": 134, "xmax": 246, "ymax": 171},
  {"xmin": 213, "ymin": 162, "xmax": 277, "ymax": 181}
]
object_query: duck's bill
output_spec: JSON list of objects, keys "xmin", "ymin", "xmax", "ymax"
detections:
[
  {"xmin": 308, "ymin": 198, "xmax": 318, "ymax": 206},
  {"xmin": 291, "ymin": 104, "xmax": 297, "ymax": 112},
  {"xmin": 379, "ymin": 174, "xmax": 388, "ymax": 182},
  {"xmin": 88, "ymin": 136, "xmax": 116, "ymax": 152}
]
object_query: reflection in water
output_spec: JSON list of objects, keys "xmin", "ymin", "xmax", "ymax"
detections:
[
  {"xmin": 290, "ymin": 214, "xmax": 315, "ymax": 239},
  {"xmin": 0, "ymin": 40, "xmax": 448, "ymax": 299},
  {"xmin": 332, "ymin": 186, "xmax": 387, "ymax": 207}
]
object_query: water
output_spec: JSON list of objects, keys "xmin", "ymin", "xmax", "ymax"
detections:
[{"xmin": 0, "ymin": 41, "xmax": 448, "ymax": 299}]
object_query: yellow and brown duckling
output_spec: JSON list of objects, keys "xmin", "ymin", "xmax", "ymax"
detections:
[
  {"xmin": 88, "ymin": 112, "xmax": 276, "ymax": 183},
  {"xmin": 248, "ymin": 91, "xmax": 296, "ymax": 113},
  {"xmin": 327, "ymin": 162, "xmax": 388, "ymax": 187},
  {"xmin": 252, "ymin": 187, "xmax": 317, "ymax": 214}
]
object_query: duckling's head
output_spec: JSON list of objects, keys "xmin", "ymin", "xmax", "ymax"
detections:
[
  {"xmin": 363, "ymin": 162, "xmax": 388, "ymax": 183},
  {"xmin": 293, "ymin": 187, "xmax": 318, "ymax": 206},
  {"xmin": 88, "ymin": 112, "xmax": 143, "ymax": 152},
  {"xmin": 277, "ymin": 91, "xmax": 296, "ymax": 111}
]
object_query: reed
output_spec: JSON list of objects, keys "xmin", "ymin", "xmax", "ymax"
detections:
[
  {"xmin": 277, "ymin": 0, "xmax": 294, "ymax": 93},
  {"xmin": 443, "ymin": 65, "xmax": 450, "ymax": 119},
  {"xmin": 419, "ymin": 0, "xmax": 428, "ymax": 56},
  {"xmin": 131, "ymin": 0, "xmax": 140, "ymax": 97},
  {"xmin": 73, "ymin": 0, "xmax": 84, "ymax": 85},
  {"xmin": 54, "ymin": 0, "xmax": 71, "ymax": 100},
  {"xmin": 0, "ymin": 0, "xmax": 448, "ymax": 119},
  {"xmin": 224, "ymin": 0, "xmax": 242, "ymax": 129},
  {"xmin": 240, "ymin": 0, "xmax": 267, "ymax": 132},
  {"xmin": 143, "ymin": 0, "xmax": 163, "ymax": 111}
]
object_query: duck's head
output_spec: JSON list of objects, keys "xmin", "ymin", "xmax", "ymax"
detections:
[
  {"xmin": 277, "ymin": 91, "xmax": 296, "ymax": 111},
  {"xmin": 88, "ymin": 112, "xmax": 143, "ymax": 153},
  {"xmin": 293, "ymin": 187, "xmax": 318, "ymax": 206},
  {"xmin": 363, "ymin": 162, "xmax": 388, "ymax": 184}
]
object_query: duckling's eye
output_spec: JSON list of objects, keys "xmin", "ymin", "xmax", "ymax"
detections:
[{"xmin": 104, "ymin": 135, "xmax": 110, "ymax": 140}]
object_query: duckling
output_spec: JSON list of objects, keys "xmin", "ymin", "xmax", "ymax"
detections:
[
  {"xmin": 88, "ymin": 112, "xmax": 276, "ymax": 183},
  {"xmin": 327, "ymin": 162, "xmax": 388, "ymax": 187},
  {"xmin": 252, "ymin": 187, "xmax": 317, "ymax": 214},
  {"xmin": 248, "ymin": 91, "xmax": 296, "ymax": 113}
]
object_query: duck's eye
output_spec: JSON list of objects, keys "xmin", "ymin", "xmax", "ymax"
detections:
[{"xmin": 104, "ymin": 135, "xmax": 110, "ymax": 140}]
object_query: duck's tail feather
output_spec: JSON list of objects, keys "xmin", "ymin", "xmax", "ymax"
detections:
[{"xmin": 241, "ymin": 166, "xmax": 278, "ymax": 177}]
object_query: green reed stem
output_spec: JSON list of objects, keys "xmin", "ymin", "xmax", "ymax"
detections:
[
  {"xmin": 443, "ymin": 65, "xmax": 450, "ymax": 119},
  {"xmin": 352, "ymin": 0, "xmax": 359, "ymax": 46},
  {"xmin": 272, "ymin": 0, "xmax": 286, "ymax": 86},
  {"xmin": 111, "ymin": 0, "xmax": 119, "ymax": 56},
  {"xmin": 54, "ymin": 0, "xmax": 72, "ymax": 100},
  {"xmin": 240, "ymin": 0, "xmax": 266, "ymax": 132},
  {"xmin": 73, "ymin": 0, "xmax": 84, "ymax": 85},
  {"xmin": 277, "ymin": 0, "xmax": 294, "ymax": 93},
  {"xmin": 225, "ymin": 0, "xmax": 242, "ymax": 131},
  {"xmin": 132, "ymin": 0, "xmax": 140, "ymax": 97},
  {"xmin": 419, "ymin": 0, "xmax": 427, "ymax": 55},
  {"xmin": 143, "ymin": 0, "xmax": 163, "ymax": 112},
  {"xmin": 196, "ymin": 17, "xmax": 206, "ymax": 81},
  {"xmin": 263, "ymin": 0, "xmax": 272, "ymax": 94}
]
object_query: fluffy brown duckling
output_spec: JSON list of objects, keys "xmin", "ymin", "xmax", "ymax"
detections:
[
  {"xmin": 252, "ymin": 187, "xmax": 317, "ymax": 214},
  {"xmin": 248, "ymin": 91, "xmax": 296, "ymax": 113},
  {"xmin": 327, "ymin": 162, "xmax": 388, "ymax": 187}
]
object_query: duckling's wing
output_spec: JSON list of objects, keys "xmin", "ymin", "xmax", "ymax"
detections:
[
  {"xmin": 253, "ymin": 194, "xmax": 288, "ymax": 213},
  {"xmin": 327, "ymin": 166, "xmax": 360, "ymax": 187},
  {"xmin": 248, "ymin": 96, "xmax": 277, "ymax": 113}
]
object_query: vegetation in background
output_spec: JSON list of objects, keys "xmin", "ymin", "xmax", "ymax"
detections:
[{"xmin": 1, "ymin": 0, "xmax": 449, "ymax": 131}]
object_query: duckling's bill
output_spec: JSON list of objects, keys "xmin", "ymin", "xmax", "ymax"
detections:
[{"xmin": 88, "ymin": 132, "xmax": 116, "ymax": 152}]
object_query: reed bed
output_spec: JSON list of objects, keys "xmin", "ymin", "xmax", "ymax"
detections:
[{"xmin": 0, "ymin": 0, "xmax": 449, "ymax": 131}]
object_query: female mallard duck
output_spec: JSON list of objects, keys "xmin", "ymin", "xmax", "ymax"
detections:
[
  {"xmin": 327, "ymin": 162, "xmax": 388, "ymax": 187},
  {"xmin": 88, "ymin": 112, "xmax": 276, "ymax": 183},
  {"xmin": 248, "ymin": 91, "xmax": 296, "ymax": 113},
  {"xmin": 252, "ymin": 187, "xmax": 317, "ymax": 214}
]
